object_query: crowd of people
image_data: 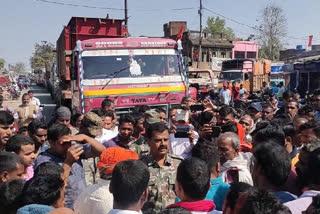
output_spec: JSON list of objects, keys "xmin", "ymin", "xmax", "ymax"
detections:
[{"xmin": 1, "ymin": 83, "xmax": 320, "ymax": 214}]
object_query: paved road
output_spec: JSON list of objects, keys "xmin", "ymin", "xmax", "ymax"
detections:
[
  {"xmin": 6, "ymin": 84, "xmax": 56, "ymax": 124},
  {"xmin": 30, "ymin": 84, "xmax": 56, "ymax": 124}
]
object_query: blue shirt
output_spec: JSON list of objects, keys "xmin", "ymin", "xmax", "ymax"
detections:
[
  {"xmin": 206, "ymin": 176, "xmax": 230, "ymax": 211},
  {"xmin": 315, "ymin": 111, "xmax": 320, "ymax": 121},
  {"xmin": 34, "ymin": 149, "xmax": 87, "ymax": 209},
  {"xmin": 273, "ymin": 191, "xmax": 297, "ymax": 203}
]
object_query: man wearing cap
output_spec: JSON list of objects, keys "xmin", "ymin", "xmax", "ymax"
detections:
[
  {"xmin": 54, "ymin": 106, "xmax": 78, "ymax": 135},
  {"xmin": 79, "ymin": 112, "xmax": 104, "ymax": 185},
  {"xmin": 248, "ymin": 102, "xmax": 263, "ymax": 125},
  {"xmin": 219, "ymin": 82, "xmax": 231, "ymax": 105},
  {"xmin": 74, "ymin": 147, "xmax": 139, "ymax": 214}
]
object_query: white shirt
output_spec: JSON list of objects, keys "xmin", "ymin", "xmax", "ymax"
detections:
[
  {"xmin": 219, "ymin": 89, "xmax": 231, "ymax": 105},
  {"xmin": 169, "ymin": 129, "xmax": 199, "ymax": 159},
  {"xmin": 97, "ymin": 127, "xmax": 119, "ymax": 143},
  {"xmin": 74, "ymin": 179, "xmax": 113, "ymax": 214},
  {"xmin": 31, "ymin": 97, "xmax": 41, "ymax": 106},
  {"xmin": 220, "ymin": 152, "xmax": 253, "ymax": 185},
  {"xmin": 284, "ymin": 190, "xmax": 320, "ymax": 214},
  {"xmin": 108, "ymin": 210, "xmax": 142, "ymax": 214},
  {"xmin": 277, "ymin": 87, "xmax": 285, "ymax": 98}
]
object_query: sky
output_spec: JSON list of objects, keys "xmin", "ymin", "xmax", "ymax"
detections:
[{"xmin": 0, "ymin": 0, "xmax": 319, "ymax": 70}]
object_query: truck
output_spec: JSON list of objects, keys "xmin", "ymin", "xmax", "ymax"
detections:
[
  {"xmin": 34, "ymin": 68, "xmax": 45, "ymax": 86},
  {"xmin": 220, "ymin": 59, "xmax": 271, "ymax": 92},
  {"xmin": 56, "ymin": 16, "xmax": 188, "ymax": 114},
  {"xmin": 188, "ymin": 68, "xmax": 219, "ymax": 99}
]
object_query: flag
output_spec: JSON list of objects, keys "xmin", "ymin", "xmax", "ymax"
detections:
[
  {"xmin": 176, "ymin": 23, "xmax": 185, "ymax": 41},
  {"xmin": 308, "ymin": 35, "xmax": 313, "ymax": 47}
]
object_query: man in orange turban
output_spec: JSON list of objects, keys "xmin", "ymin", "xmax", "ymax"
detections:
[{"xmin": 74, "ymin": 147, "xmax": 138, "ymax": 214}]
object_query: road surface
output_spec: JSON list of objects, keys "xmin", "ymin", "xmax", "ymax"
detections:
[{"xmin": 6, "ymin": 84, "xmax": 56, "ymax": 124}]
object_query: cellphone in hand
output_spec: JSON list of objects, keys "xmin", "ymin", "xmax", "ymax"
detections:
[
  {"xmin": 174, "ymin": 124, "xmax": 190, "ymax": 138},
  {"xmin": 71, "ymin": 141, "xmax": 91, "ymax": 153},
  {"xmin": 190, "ymin": 104, "xmax": 205, "ymax": 112},
  {"xmin": 211, "ymin": 126, "xmax": 222, "ymax": 138}
]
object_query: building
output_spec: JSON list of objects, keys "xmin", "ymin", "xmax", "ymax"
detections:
[
  {"xmin": 232, "ymin": 41, "xmax": 258, "ymax": 59},
  {"xmin": 163, "ymin": 21, "xmax": 233, "ymax": 69},
  {"xmin": 279, "ymin": 45, "xmax": 320, "ymax": 95}
]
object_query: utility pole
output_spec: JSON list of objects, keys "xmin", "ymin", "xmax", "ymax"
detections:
[
  {"xmin": 197, "ymin": 0, "xmax": 203, "ymax": 68},
  {"xmin": 124, "ymin": 0, "xmax": 128, "ymax": 26}
]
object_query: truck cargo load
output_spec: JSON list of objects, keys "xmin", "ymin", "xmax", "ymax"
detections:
[{"xmin": 221, "ymin": 58, "xmax": 271, "ymax": 92}]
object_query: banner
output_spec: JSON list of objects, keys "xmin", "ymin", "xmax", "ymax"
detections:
[{"xmin": 308, "ymin": 35, "xmax": 313, "ymax": 47}]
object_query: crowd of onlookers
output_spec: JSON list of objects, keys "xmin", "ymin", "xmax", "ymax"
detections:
[{"xmin": 1, "ymin": 83, "xmax": 320, "ymax": 214}]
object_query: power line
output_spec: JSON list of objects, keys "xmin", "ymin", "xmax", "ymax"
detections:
[
  {"xmin": 203, "ymin": 6, "xmax": 318, "ymax": 43},
  {"xmin": 34, "ymin": 0, "xmax": 196, "ymax": 12}
]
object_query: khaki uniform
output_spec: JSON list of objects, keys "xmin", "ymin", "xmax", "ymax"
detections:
[
  {"xmin": 129, "ymin": 135, "xmax": 149, "ymax": 157},
  {"xmin": 141, "ymin": 153, "xmax": 182, "ymax": 214}
]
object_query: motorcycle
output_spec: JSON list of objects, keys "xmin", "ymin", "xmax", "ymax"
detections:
[{"xmin": 5, "ymin": 86, "xmax": 21, "ymax": 100}]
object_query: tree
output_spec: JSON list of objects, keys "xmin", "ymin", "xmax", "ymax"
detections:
[
  {"xmin": 13, "ymin": 62, "xmax": 26, "ymax": 73},
  {"xmin": 205, "ymin": 16, "xmax": 235, "ymax": 40},
  {"xmin": 256, "ymin": 3, "xmax": 287, "ymax": 60},
  {"xmin": 30, "ymin": 41, "xmax": 55, "ymax": 72},
  {"xmin": 0, "ymin": 58, "xmax": 5, "ymax": 70}
]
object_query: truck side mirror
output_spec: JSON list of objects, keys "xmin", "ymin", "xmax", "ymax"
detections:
[{"xmin": 244, "ymin": 73, "xmax": 250, "ymax": 81}]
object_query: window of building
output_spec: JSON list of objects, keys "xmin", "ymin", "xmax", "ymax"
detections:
[
  {"xmin": 212, "ymin": 52, "xmax": 217, "ymax": 57},
  {"xmin": 247, "ymin": 51, "xmax": 257, "ymax": 58},
  {"xmin": 221, "ymin": 52, "xmax": 226, "ymax": 58},
  {"xmin": 234, "ymin": 51, "xmax": 245, "ymax": 59}
]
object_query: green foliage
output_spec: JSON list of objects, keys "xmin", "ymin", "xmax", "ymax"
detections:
[
  {"xmin": 12, "ymin": 62, "xmax": 26, "ymax": 73},
  {"xmin": 205, "ymin": 16, "xmax": 235, "ymax": 40},
  {"xmin": 0, "ymin": 58, "xmax": 5, "ymax": 70},
  {"xmin": 30, "ymin": 42, "xmax": 55, "ymax": 71}
]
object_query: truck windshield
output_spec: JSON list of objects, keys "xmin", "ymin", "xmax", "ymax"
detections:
[
  {"xmin": 221, "ymin": 72, "xmax": 243, "ymax": 81},
  {"xmin": 82, "ymin": 50, "xmax": 180, "ymax": 79}
]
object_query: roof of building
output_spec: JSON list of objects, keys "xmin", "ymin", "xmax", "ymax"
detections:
[{"xmin": 189, "ymin": 37, "xmax": 233, "ymax": 48}]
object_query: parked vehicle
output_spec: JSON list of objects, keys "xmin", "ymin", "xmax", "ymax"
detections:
[
  {"xmin": 220, "ymin": 59, "xmax": 271, "ymax": 92},
  {"xmin": 5, "ymin": 85, "xmax": 20, "ymax": 100},
  {"xmin": 56, "ymin": 16, "xmax": 189, "ymax": 114},
  {"xmin": 188, "ymin": 69, "xmax": 219, "ymax": 100}
]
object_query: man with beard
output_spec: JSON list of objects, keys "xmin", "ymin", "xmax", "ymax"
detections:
[
  {"xmin": 141, "ymin": 122, "xmax": 182, "ymax": 214},
  {"xmin": 285, "ymin": 140, "xmax": 320, "ymax": 214},
  {"xmin": 0, "ymin": 111, "xmax": 15, "ymax": 151}
]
